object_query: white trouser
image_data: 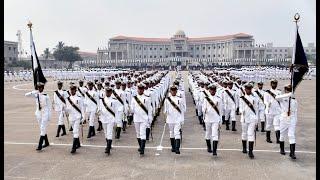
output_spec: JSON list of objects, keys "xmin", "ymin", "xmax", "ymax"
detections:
[
  {"xmin": 70, "ymin": 120, "xmax": 80, "ymax": 138},
  {"xmin": 57, "ymin": 111, "xmax": 65, "ymax": 125},
  {"xmin": 116, "ymin": 112, "xmax": 124, "ymax": 127},
  {"xmin": 102, "ymin": 122, "xmax": 114, "ymax": 140},
  {"xmin": 87, "ymin": 111, "xmax": 96, "ymax": 126},
  {"xmin": 168, "ymin": 123, "xmax": 181, "ymax": 139},
  {"xmin": 273, "ymin": 115, "xmax": 280, "ymax": 131},
  {"xmin": 266, "ymin": 114, "xmax": 278, "ymax": 131},
  {"xmin": 258, "ymin": 109, "xmax": 265, "ymax": 122},
  {"xmin": 279, "ymin": 121, "xmax": 296, "ymax": 144},
  {"xmin": 37, "ymin": 118, "xmax": 49, "ymax": 136},
  {"xmin": 225, "ymin": 108, "xmax": 236, "ymax": 121},
  {"xmin": 134, "ymin": 122, "xmax": 147, "ymax": 140},
  {"xmin": 205, "ymin": 122, "xmax": 219, "ymax": 141},
  {"xmin": 241, "ymin": 122, "xmax": 256, "ymax": 141}
]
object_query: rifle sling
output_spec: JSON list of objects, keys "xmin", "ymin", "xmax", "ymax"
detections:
[
  {"xmin": 101, "ymin": 98, "xmax": 115, "ymax": 117},
  {"xmin": 67, "ymin": 97, "xmax": 82, "ymax": 115},
  {"xmin": 85, "ymin": 91, "xmax": 97, "ymax": 105}
]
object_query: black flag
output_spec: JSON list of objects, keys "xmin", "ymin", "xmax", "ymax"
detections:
[
  {"xmin": 290, "ymin": 29, "xmax": 309, "ymax": 92},
  {"xmin": 29, "ymin": 27, "xmax": 47, "ymax": 89}
]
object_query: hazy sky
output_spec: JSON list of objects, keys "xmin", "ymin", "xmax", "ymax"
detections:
[{"xmin": 4, "ymin": 0, "xmax": 316, "ymax": 54}]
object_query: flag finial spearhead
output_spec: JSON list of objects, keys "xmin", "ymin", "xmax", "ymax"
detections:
[
  {"xmin": 27, "ymin": 21, "xmax": 33, "ymax": 29},
  {"xmin": 294, "ymin": 13, "xmax": 300, "ymax": 23}
]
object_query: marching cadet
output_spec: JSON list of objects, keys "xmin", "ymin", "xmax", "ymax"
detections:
[
  {"xmin": 77, "ymin": 80, "xmax": 87, "ymax": 124},
  {"xmin": 223, "ymin": 81, "xmax": 238, "ymax": 131},
  {"xmin": 239, "ymin": 83, "xmax": 259, "ymax": 159},
  {"xmin": 264, "ymin": 79, "xmax": 282, "ymax": 143},
  {"xmin": 53, "ymin": 81, "xmax": 69, "ymax": 137},
  {"xmin": 143, "ymin": 80, "xmax": 153, "ymax": 141},
  {"xmin": 202, "ymin": 84, "xmax": 223, "ymax": 156},
  {"xmin": 84, "ymin": 81, "xmax": 99, "ymax": 138},
  {"xmin": 121, "ymin": 81, "xmax": 130, "ymax": 132},
  {"xmin": 276, "ymin": 85, "xmax": 297, "ymax": 159},
  {"xmin": 96, "ymin": 82, "xmax": 105, "ymax": 132},
  {"xmin": 126, "ymin": 81, "xmax": 135, "ymax": 125},
  {"xmin": 131, "ymin": 83, "xmax": 152, "ymax": 155},
  {"xmin": 65, "ymin": 84, "xmax": 84, "ymax": 154},
  {"xmin": 97, "ymin": 87, "xmax": 118, "ymax": 155},
  {"xmin": 25, "ymin": 82, "xmax": 52, "ymax": 151},
  {"xmin": 113, "ymin": 79, "xmax": 126, "ymax": 139},
  {"xmin": 164, "ymin": 85, "xmax": 186, "ymax": 154},
  {"xmin": 254, "ymin": 82, "xmax": 266, "ymax": 132}
]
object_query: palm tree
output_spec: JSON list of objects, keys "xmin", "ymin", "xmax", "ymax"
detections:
[
  {"xmin": 43, "ymin": 48, "xmax": 50, "ymax": 60},
  {"xmin": 56, "ymin": 41, "xmax": 64, "ymax": 50}
]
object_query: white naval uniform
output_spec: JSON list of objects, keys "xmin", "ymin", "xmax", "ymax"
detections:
[
  {"xmin": 113, "ymin": 88, "xmax": 126, "ymax": 127},
  {"xmin": 239, "ymin": 94, "xmax": 258, "ymax": 142},
  {"xmin": 264, "ymin": 88, "xmax": 282, "ymax": 131},
  {"xmin": 164, "ymin": 95, "xmax": 185, "ymax": 139},
  {"xmin": 202, "ymin": 94, "xmax": 223, "ymax": 141},
  {"xmin": 276, "ymin": 93, "xmax": 298, "ymax": 144},
  {"xmin": 53, "ymin": 89, "xmax": 69, "ymax": 125},
  {"xmin": 84, "ymin": 89, "xmax": 99, "ymax": 126},
  {"xmin": 98, "ymin": 96, "xmax": 118, "ymax": 140},
  {"xmin": 131, "ymin": 94, "xmax": 152, "ymax": 139},
  {"xmin": 66, "ymin": 94, "xmax": 84, "ymax": 138},
  {"xmin": 223, "ymin": 88, "xmax": 237, "ymax": 122},
  {"xmin": 254, "ymin": 89, "xmax": 266, "ymax": 123},
  {"xmin": 25, "ymin": 90, "xmax": 52, "ymax": 136}
]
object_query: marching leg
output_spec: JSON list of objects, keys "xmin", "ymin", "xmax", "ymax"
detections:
[
  {"xmin": 42, "ymin": 134, "xmax": 50, "ymax": 148},
  {"xmin": 36, "ymin": 136, "xmax": 44, "ymax": 151},
  {"xmin": 248, "ymin": 141, "xmax": 254, "ymax": 159},
  {"xmin": 261, "ymin": 122, "xmax": 265, "ymax": 132},
  {"xmin": 56, "ymin": 125, "xmax": 62, "ymax": 137},
  {"xmin": 289, "ymin": 144, "xmax": 296, "ymax": 159},
  {"xmin": 242, "ymin": 140, "xmax": 247, "ymax": 153},
  {"xmin": 171, "ymin": 138, "xmax": 175, "ymax": 152},
  {"xmin": 70, "ymin": 138, "xmax": 77, "ymax": 154},
  {"xmin": 61, "ymin": 125, "xmax": 67, "ymax": 136},
  {"xmin": 280, "ymin": 141, "xmax": 286, "ymax": 155}
]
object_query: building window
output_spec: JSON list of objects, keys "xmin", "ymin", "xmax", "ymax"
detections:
[
  {"xmin": 213, "ymin": 54, "xmax": 215, "ymax": 57},
  {"xmin": 191, "ymin": 47, "xmax": 193, "ymax": 50},
  {"xmin": 139, "ymin": 47, "xmax": 141, "ymax": 50},
  {"xmin": 202, "ymin": 55, "xmax": 205, "ymax": 58},
  {"xmin": 285, "ymin": 54, "xmax": 287, "ymax": 57},
  {"xmin": 150, "ymin": 55, "xmax": 152, "ymax": 58},
  {"xmin": 8, "ymin": 47, "xmax": 11, "ymax": 51},
  {"xmin": 196, "ymin": 47, "xmax": 199, "ymax": 50},
  {"xmin": 223, "ymin": 54, "xmax": 224, "ymax": 57},
  {"xmin": 306, "ymin": 49, "xmax": 309, "ymax": 52},
  {"xmin": 190, "ymin": 55, "xmax": 193, "ymax": 58},
  {"xmin": 280, "ymin": 49, "xmax": 282, "ymax": 52},
  {"xmin": 213, "ymin": 46, "xmax": 216, "ymax": 49},
  {"xmin": 144, "ymin": 48, "xmax": 146, "ymax": 50},
  {"xmin": 13, "ymin": 47, "xmax": 16, "ymax": 52},
  {"xmin": 136, "ymin": 47, "xmax": 138, "ymax": 49},
  {"xmin": 154, "ymin": 48, "xmax": 156, "ymax": 50},
  {"xmin": 222, "ymin": 46, "xmax": 224, "ymax": 48},
  {"xmin": 196, "ymin": 55, "xmax": 199, "ymax": 58},
  {"xmin": 140, "ymin": 55, "xmax": 142, "ymax": 58},
  {"xmin": 203, "ymin": 47, "xmax": 205, "ymax": 50},
  {"xmin": 274, "ymin": 49, "xmax": 277, "ymax": 52},
  {"xmin": 144, "ymin": 55, "xmax": 146, "ymax": 58},
  {"xmin": 160, "ymin": 48, "xmax": 162, "ymax": 50},
  {"xmin": 154, "ymin": 55, "xmax": 156, "ymax": 58},
  {"xmin": 208, "ymin": 55, "xmax": 210, "ymax": 57},
  {"xmin": 218, "ymin": 54, "xmax": 220, "ymax": 57},
  {"xmin": 9, "ymin": 57, "xmax": 12, "ymax": 60},
  {"xmin": 136, "ymin": 55, "xmax": 137, "ymax": 58},
  {"xmin": 285, "ymin": 49, "xmax": 287, "ymax": 52},
  {"xmin": 150, "ymin": 48, "xmax": 152, "ymax": 50},
  {"xmin": 166, "ymin": 55, "xmax": 168, "ymax": 58},
  {"xmin": 160, "ymin": 56, "xmax": 162, "ymax": 58},
  {"xmin": 166, "ymin": 48, "xmax": 168, "ymax": 50},
  {"xmin": 218, "ymin": 46, "xmax": 220, "ymax": 49},
  {"xmin": 208, "ymin": 47, "xmax": 211, "ymax": 50}
]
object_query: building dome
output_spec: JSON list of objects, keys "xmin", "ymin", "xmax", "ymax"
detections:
[{"xmin": 174, "ymin": 30, "xmax": 186, "ymax": 37}]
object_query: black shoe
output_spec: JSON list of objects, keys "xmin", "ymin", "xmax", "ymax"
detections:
[
  {"xmin": 146, "ymin": 128, "xmax": 150, "ymax": 141},
  {"xmin": 255, "ymin": 125, "xmax": 259, "ymax": 132},
  {"xmin": 70, "ymin": 138, "xmax": 77, "ymax": 154},
  {"xmin": 261, "ymin": 122, "xmax": 265, "ymax": 132},
  {"xmin": 290, "ymin": 144, "xmax": 296, "ymax": 159},
  {"xmin": 140, "ymin": 140, "xmax": 146, "ymax": 155},
  {"xmin": 212, "ymin": 141, "xmax": 218, "ymax": 156},
  {"xmin": 122, "ymin": 121, "xmax": 127, "ymax": 132},
  {"xmin": 206, "ymin": 139, "xmax": 212, "ymax": 153},
  {"xmin": 56, "ymin": 125, "xmax": 62, "ymax": 137},
  {"xmin": 105, "ymin": 139, "xmax": 112, "ymax": 155},
  {"xmin": 202, "ymin": 123, "xmax": 206, "ymax": 131},
  {"xmin": 226, "ymin": 120, "xmax": 230, "ymax": 130},
  {"xmin": 170, "ymin": 138, "xmax": 175, "ymax": 152},
  {"xmin": 42, "ymin": 134, "xmax": 50, "ymax": 148},
  {"xmin": 248, "ymin": 141, "xmax": 254, "ymax": 159},
  {"xmin": 232, "ymin": 121, "xmax": 237, "ymax": 131},
  {"xmin": 280, "ymin": 141, "xmax": 286, "ymax": 155},
  {"xmin": 36, "ymin": 136, "xmax": 44, "ymax": 151},
  {"xmin": 61, "ymin": 125, "xmax": 67, "ymax": 136},
  {"xmin": 222, "ymin": 115, "xmax": 225, "ymax": 124},
  {"xmin": 115, "ymin": 127, "xmax": 121, "ymax": 139},
  {"xmin": 242, "ymin": 140, "xmax": 247, "ymax": 153},
  {"xmin": 137, "ymin": 138, "xmax": 142, "ymax": 152},
  {"xmin": 76, "ymin": 138, "xmax": 81, "ymax": 149},
  {"xmin": 198, "ymin": 116, "xmax": 202, "ymax": 124},
  {"xmin": 97, "ymin": 121, "xmax": 102, "ymax": 131},
  {"xmin": 275, "ymin": 130, "xmax": 280, "ymax": 144},
  {"xmin": 87, "ymin": 126, "xmax": 92, "ymax": 138},
  {"xmin": 175, "ymin": 139, "xmax": 181, "ymax": 154},
  {"xmin": 92, "ymin": 126, "xmax": 96, "ymax": 136},
  {"xmin": 266, "ymin": 131, "xmax": 272, "ymax": 143},
  {"xmin": 69, "ymin": 126, "xmax": 73, "ymax": 131}
]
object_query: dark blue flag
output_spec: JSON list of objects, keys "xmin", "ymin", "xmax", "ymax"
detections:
[{"xmin": 290, "ymin": 29, "xmax": 309, "ymax": 92}]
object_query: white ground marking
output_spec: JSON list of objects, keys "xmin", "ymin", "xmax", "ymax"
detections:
[
  {"xmin": 4, "ymin": 141, "xmax": 316, "ymax": 154},
  {"xmin": 12, "ymin": 82, "xmax": 55, "ymax": 92}
]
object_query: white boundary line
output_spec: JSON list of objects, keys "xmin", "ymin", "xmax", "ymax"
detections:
[
  {"xmin": 4, "ymin": 141, "xmax": 316, "ymax": 154},
  {"xmin": 12, "ymin": 82, "xmax": 56, "ymax": 92}
]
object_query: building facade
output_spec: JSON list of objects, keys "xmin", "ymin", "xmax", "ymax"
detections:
[
  {"xmin": 264, "ymin": 42, "xmax": 316, "ymax": 60},
  {"xmin": 105, "ymin": 30, "xmax": 257, "ymax": 60},
  {"xmin": 4, "ymin": 41, "xmax": 18, "ymax": 64}
]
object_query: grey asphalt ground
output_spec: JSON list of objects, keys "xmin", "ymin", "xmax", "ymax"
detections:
[{"xmin": 4, "ymin": 71, "xmax": 316, "ymax": 180}]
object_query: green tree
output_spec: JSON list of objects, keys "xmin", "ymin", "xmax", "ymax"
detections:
[
  {"xmin": 43, "ymin": 48, "xmax": 50, "ymax": 60},
  {"xmin": 53, "ymin": 42, "xmax": 83, "ymax": 68}
]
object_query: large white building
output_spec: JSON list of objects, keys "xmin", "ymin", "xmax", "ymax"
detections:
[{"xmin": 98, "ymin": 30, "xmax": 260, "ymax": 61}]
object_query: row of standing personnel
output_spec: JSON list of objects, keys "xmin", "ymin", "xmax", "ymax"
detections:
[{"xmin": 188, "ymin": 70, "xmax": 298, "ymax": 159}]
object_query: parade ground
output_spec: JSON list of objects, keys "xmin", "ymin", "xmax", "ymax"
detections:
[{"xmin": 4, "ymin": 71, "xmax": 316, "ymax": 180}]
